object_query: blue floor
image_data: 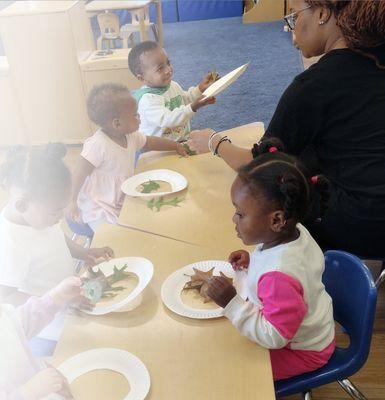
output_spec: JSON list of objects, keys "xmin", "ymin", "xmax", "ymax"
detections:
[{"xmin": 162, "ymin": 17, "xmax": 304, "ymax": 131}]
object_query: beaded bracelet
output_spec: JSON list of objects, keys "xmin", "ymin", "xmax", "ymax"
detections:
[{"xmin": 214, "ymin": 136, "xmax": 232, "ymax": 157}]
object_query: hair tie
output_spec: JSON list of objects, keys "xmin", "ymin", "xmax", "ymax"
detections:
[
  {"xmin": 269, "ymin": 146, "xmax": 278, "ymax": 153},
  {"xmin": 311, "ymin": 175, "xmax": 318, "ymax": 185}
]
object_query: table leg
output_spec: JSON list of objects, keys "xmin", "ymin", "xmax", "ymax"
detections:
[
  {"xmin": 155, "ymin": 0, "xmax": 164, "ymax": 46},
  {"xmin": 138, "ymin": 8, "xmax": 148, "ymax": 42}
]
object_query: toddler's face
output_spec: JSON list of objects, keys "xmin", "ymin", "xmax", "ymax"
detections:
[
  {"xmin": 230, "ymin": 177, "xmax": 275, "ymax": 246},
  {"xmin": 115, "ymin": 95, "xmax": 140, "ymax": 135},
  {"xmin": 138, "ymin": 47, "xmax": 173, "ymax": 87}
]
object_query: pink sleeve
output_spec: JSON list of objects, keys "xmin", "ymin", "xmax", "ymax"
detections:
[
  {"xmin": 131, "ymin": 131, "xmax": 147, "ymax": 150},
  {"xmin": 81, "ymin": 136, "xmax": 105, "ymax": 168},
  {"xmin": 258, "ymin": 271, "xmax": 307, "ymax": 340},
  {"xmin": 17, "ymin": 294, "xmax": 60, "ymax": 339}
]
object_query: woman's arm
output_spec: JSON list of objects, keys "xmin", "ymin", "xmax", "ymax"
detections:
[{"xmin": 188, "ymin": 130, "xmax": 253, "ymax": 171}]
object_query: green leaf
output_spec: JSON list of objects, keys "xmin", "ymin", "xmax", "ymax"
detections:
[
  {"xmin": 146, "ymin": 196, "xmax": 183, "ymax": 212},
  {"xmin": 182, "ymin": 143, "xmax": 197, "ymax": 156},
  {"xmin": 140, "ymin": 180, "xmax": 161, "ymax": 193}
]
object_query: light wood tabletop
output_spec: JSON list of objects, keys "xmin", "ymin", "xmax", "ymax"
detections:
[
  {"xmin": 118, "ymin": 122, "xmax": 265, "ymax": 245},
  {"xmin": 86, "ymin": 0, "xmax": 164, "ymax": 46},
  {"xmin": 53, "ymin": 223, "xmax": 275, "ymax": 399}
]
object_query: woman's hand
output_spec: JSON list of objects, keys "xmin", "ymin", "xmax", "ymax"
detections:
[
  {"xmin": 20, "ymin": 367, "xmax": 73, "ymax": 400},
  {"xmin": 228, "ymin": 250, "xmax": 250, "ymax": 271},
  {"xmin": 206, "ymin": 276, "xmax": 237, "ymax": 308},
  {"xmin": 187, "ymin": 129, "xmax": 217, "ymax": 154}
]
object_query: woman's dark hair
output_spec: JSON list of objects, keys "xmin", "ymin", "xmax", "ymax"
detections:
[
  {"xmin": 239, "ymin": 137, "xmax": 330, "ymax": 223},
  {"xmin": 306, "ymin": 0, "xmax": 385, "ymax": 69},
  {"xmin": 0, "ymin": 143, "xmax": 71, "ymax": 201}
]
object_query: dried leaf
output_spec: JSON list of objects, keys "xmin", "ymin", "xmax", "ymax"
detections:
[{"xmin": 183, "ymin": 267, "xmax": 232, "ymax": 303}]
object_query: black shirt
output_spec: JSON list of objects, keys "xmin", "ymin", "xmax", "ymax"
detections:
[{"xmin": 264, "ymin": 45, "xmax": 385, "ymax": 220}]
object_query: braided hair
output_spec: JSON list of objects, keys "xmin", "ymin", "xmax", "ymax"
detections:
[
  {"xmin": 0, "ymin": 143, "xmax": 71, "ymax": 201},
  {"xmin": 306, "ymin": 0, "xmax": 385, "ymax": 68},
  {"xmin": 240, "ymin": 138, "xmax": 330, "ymax": 223}
]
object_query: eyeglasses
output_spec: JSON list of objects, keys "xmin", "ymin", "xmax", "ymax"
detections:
[{"xmin": 284, "ymin": 5, "xmax": 312, "ymax": 30}]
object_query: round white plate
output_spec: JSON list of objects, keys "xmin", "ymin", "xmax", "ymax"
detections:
[
  {"xmin": 58, "ymin": 348, "xmax": 150, "ymax": 400},
  {"xmin": 202, "ymin": 62, "xmax": 249, "ymax": 98},
  {"xmin": 121, "ymin": 169, "xmax": 188, "ymax": 198},
  {"xmin": 84, "ymin": 257, "xmax": 153, "ymax": 315},
  {"xmin": 161, "ymin": 260, "xmax": 234, "ymax": 319}
]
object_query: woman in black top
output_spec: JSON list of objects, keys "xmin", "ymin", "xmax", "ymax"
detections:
[{"xmin": 189, "ymin": 0, "xmax": 385, "ymax": 256}]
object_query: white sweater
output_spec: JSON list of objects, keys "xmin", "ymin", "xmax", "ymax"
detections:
[
  {"xmin": 137, "ymin": 81, "xmax": 201, "ymax": 141},
  {"xmin": 226, "ymin": 224, "xmax": 335, "ymax": 352}
]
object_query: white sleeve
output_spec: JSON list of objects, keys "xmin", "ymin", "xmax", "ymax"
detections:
[
  {"xmin": 0, "ymin": 243, "xmax": 31, "ymax": 290},
  {"xmin": 224, "ymin": 295, "xmax": 289, "ymax": 349},
  {"xmin": 181, "ymin": 85, "xmax": 202, "ymax": 104},
  {"xmin": 140, "ymin": 94, "xmax": 195, "ymax": 129}
]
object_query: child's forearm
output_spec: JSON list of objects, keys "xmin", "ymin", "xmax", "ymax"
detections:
[
  {"xmin": 71, "ymin": 156, "xmax": 95, "ymax": 203},
  {"xmin": 143, "ymin": 136, "xmax": 178, "ymax": 152},
  {"xmin": 65, "ymin": 236, "xmax": 88, "ymax": 261}
]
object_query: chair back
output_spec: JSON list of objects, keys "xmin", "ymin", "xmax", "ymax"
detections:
[
  {"xmin": 131, "ymin": 6, "xmax": 151, "ymax": 26},
  {"xmin": 323, "ymin": 250, "xmax": 377, "ymax": 370},
  {"xmin": 97, "ymin": 11, "xmax": 120, "ymax": 39}
]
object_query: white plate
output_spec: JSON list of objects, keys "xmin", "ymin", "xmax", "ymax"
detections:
[
  {"xmin": 84, "ymin": 257, "xmax": 153, "ymax": 315},
  {"xmin": 58, "ymin": 348, "xmax": 150, "ymax": 400},
  {"xmin": 121, "ymin": 169, "xmax": 188, "ymax": 198},
  {"xmin": 202, "ymin": 62, "xmax": 249, "ymax": 98},
  {"xmin": 161, "ymin": 260, "xmax": 234, "ymax": 319}
]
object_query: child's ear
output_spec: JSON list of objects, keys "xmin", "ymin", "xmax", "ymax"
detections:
[
  {"xmin": 14, "ymin": 198, "xmax": 28, "ymax": 214},
  {"xmin": 136, "ymin": 73, "xmax": 145, "ymax": 82},
  {"xmin": 270, "ymin": 210, "xmax": 287, "ymax": 232},
  {"xmin": 112, "ymin": 118, "xmax": 121, "ymax": 130}
]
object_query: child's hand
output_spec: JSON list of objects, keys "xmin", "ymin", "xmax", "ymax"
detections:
[
  {"xmin": 176, "ymin": 142, "xmax": 188, "ymax": 157},
  {"xmin": 49, "ymin": 276, "xmax": 92, "ymax": 311},
  {"xmin": 191, "ymin": 95, "xmax": 216, "ymax": 112},
  {"xmin": 198, "ymin": 72, "xmax": 219, "ymax": 92},
  {"xmin": 206, "ymin": 276, "xmax": 237, "ymax": 308},
  {"xmin": 84, "ymin": 246, "xmax": 114, "ymax": 266},
  {"xmin": 20, "ymin": 367, "xmax": 73, "ymax": 400},
  {"xmin": 67, "ymin": 201, "xmax": 82, "ymax": 223},
  {"xmin": 228, "ymin": 250, "xmax": 250, "ymax": 271}
]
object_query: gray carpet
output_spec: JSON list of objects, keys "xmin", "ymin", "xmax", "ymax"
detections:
[{"xmin": 162, "ymin": 17, "xmax": 304, "ymax": 132}]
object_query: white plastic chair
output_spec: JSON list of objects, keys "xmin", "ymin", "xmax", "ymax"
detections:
[
  {"xmin": 96, "ymin": 11, "xmax": 132, "ymax": 50},
  {"xmin": 120, "ymin": 5, "xmax": 158, "ymax": 45}
]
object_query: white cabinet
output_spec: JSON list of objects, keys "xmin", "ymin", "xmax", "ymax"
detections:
[{"xmin": 0, "ymin": 1, "xmax": 95, "ymax": 145}]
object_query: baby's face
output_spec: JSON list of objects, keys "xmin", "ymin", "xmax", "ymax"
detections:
[
  {"xmin": 116, "ymin": 95, "xmax": 140, "ymax": 135},
  {"xmin": 138, "ymin": 47, "xmax": 173, "ymax": 88}
]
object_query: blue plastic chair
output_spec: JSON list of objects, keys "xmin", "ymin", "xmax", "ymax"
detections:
[{"xmin": 275, "ymin": 250, "xmax": 377, "ymax": 400}]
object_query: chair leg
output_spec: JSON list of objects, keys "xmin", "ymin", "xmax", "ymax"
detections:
[
  {"xmin": 375, "ymin": 267, "xmax": 385, "ymax": 288},
  {"xmin": 301, "ymin": 391, "xmax": 312, "ymax": 400},
  {"xmin": 338, "ymin": 379, "xmax": 368, "ymax": 400},
  {"xmin": 151, "ymin": 24, "xmax": 159, "ymax": 42}
]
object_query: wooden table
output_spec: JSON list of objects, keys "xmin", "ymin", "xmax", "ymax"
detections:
[
  {"xmin": 118, "ymin": 122, "xmax": 264, "ymax": 245},
  {"xmin": 86, "ymin": 0, "xmax": 164, "ymax": 46},
  {"xmin": 53, "ymin": 224, "xmax": 275, "ymax": 399}
]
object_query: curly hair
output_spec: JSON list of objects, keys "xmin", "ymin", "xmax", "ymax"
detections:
[
  {"xmin": 305, "ymin": 0, "xmax": 385, "ymax": 68},
  {"xmin": 240, "ymin": 138, "xmax": 330, "ymax": 223},
  {"xmin": 0, "ymin": 143, "xmax": 71, "ymax": 201}
]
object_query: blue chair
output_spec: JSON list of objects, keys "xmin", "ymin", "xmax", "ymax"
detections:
[{"xmin": 275, "ymin": 250, "xmax": 377, "ymax": 400}]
